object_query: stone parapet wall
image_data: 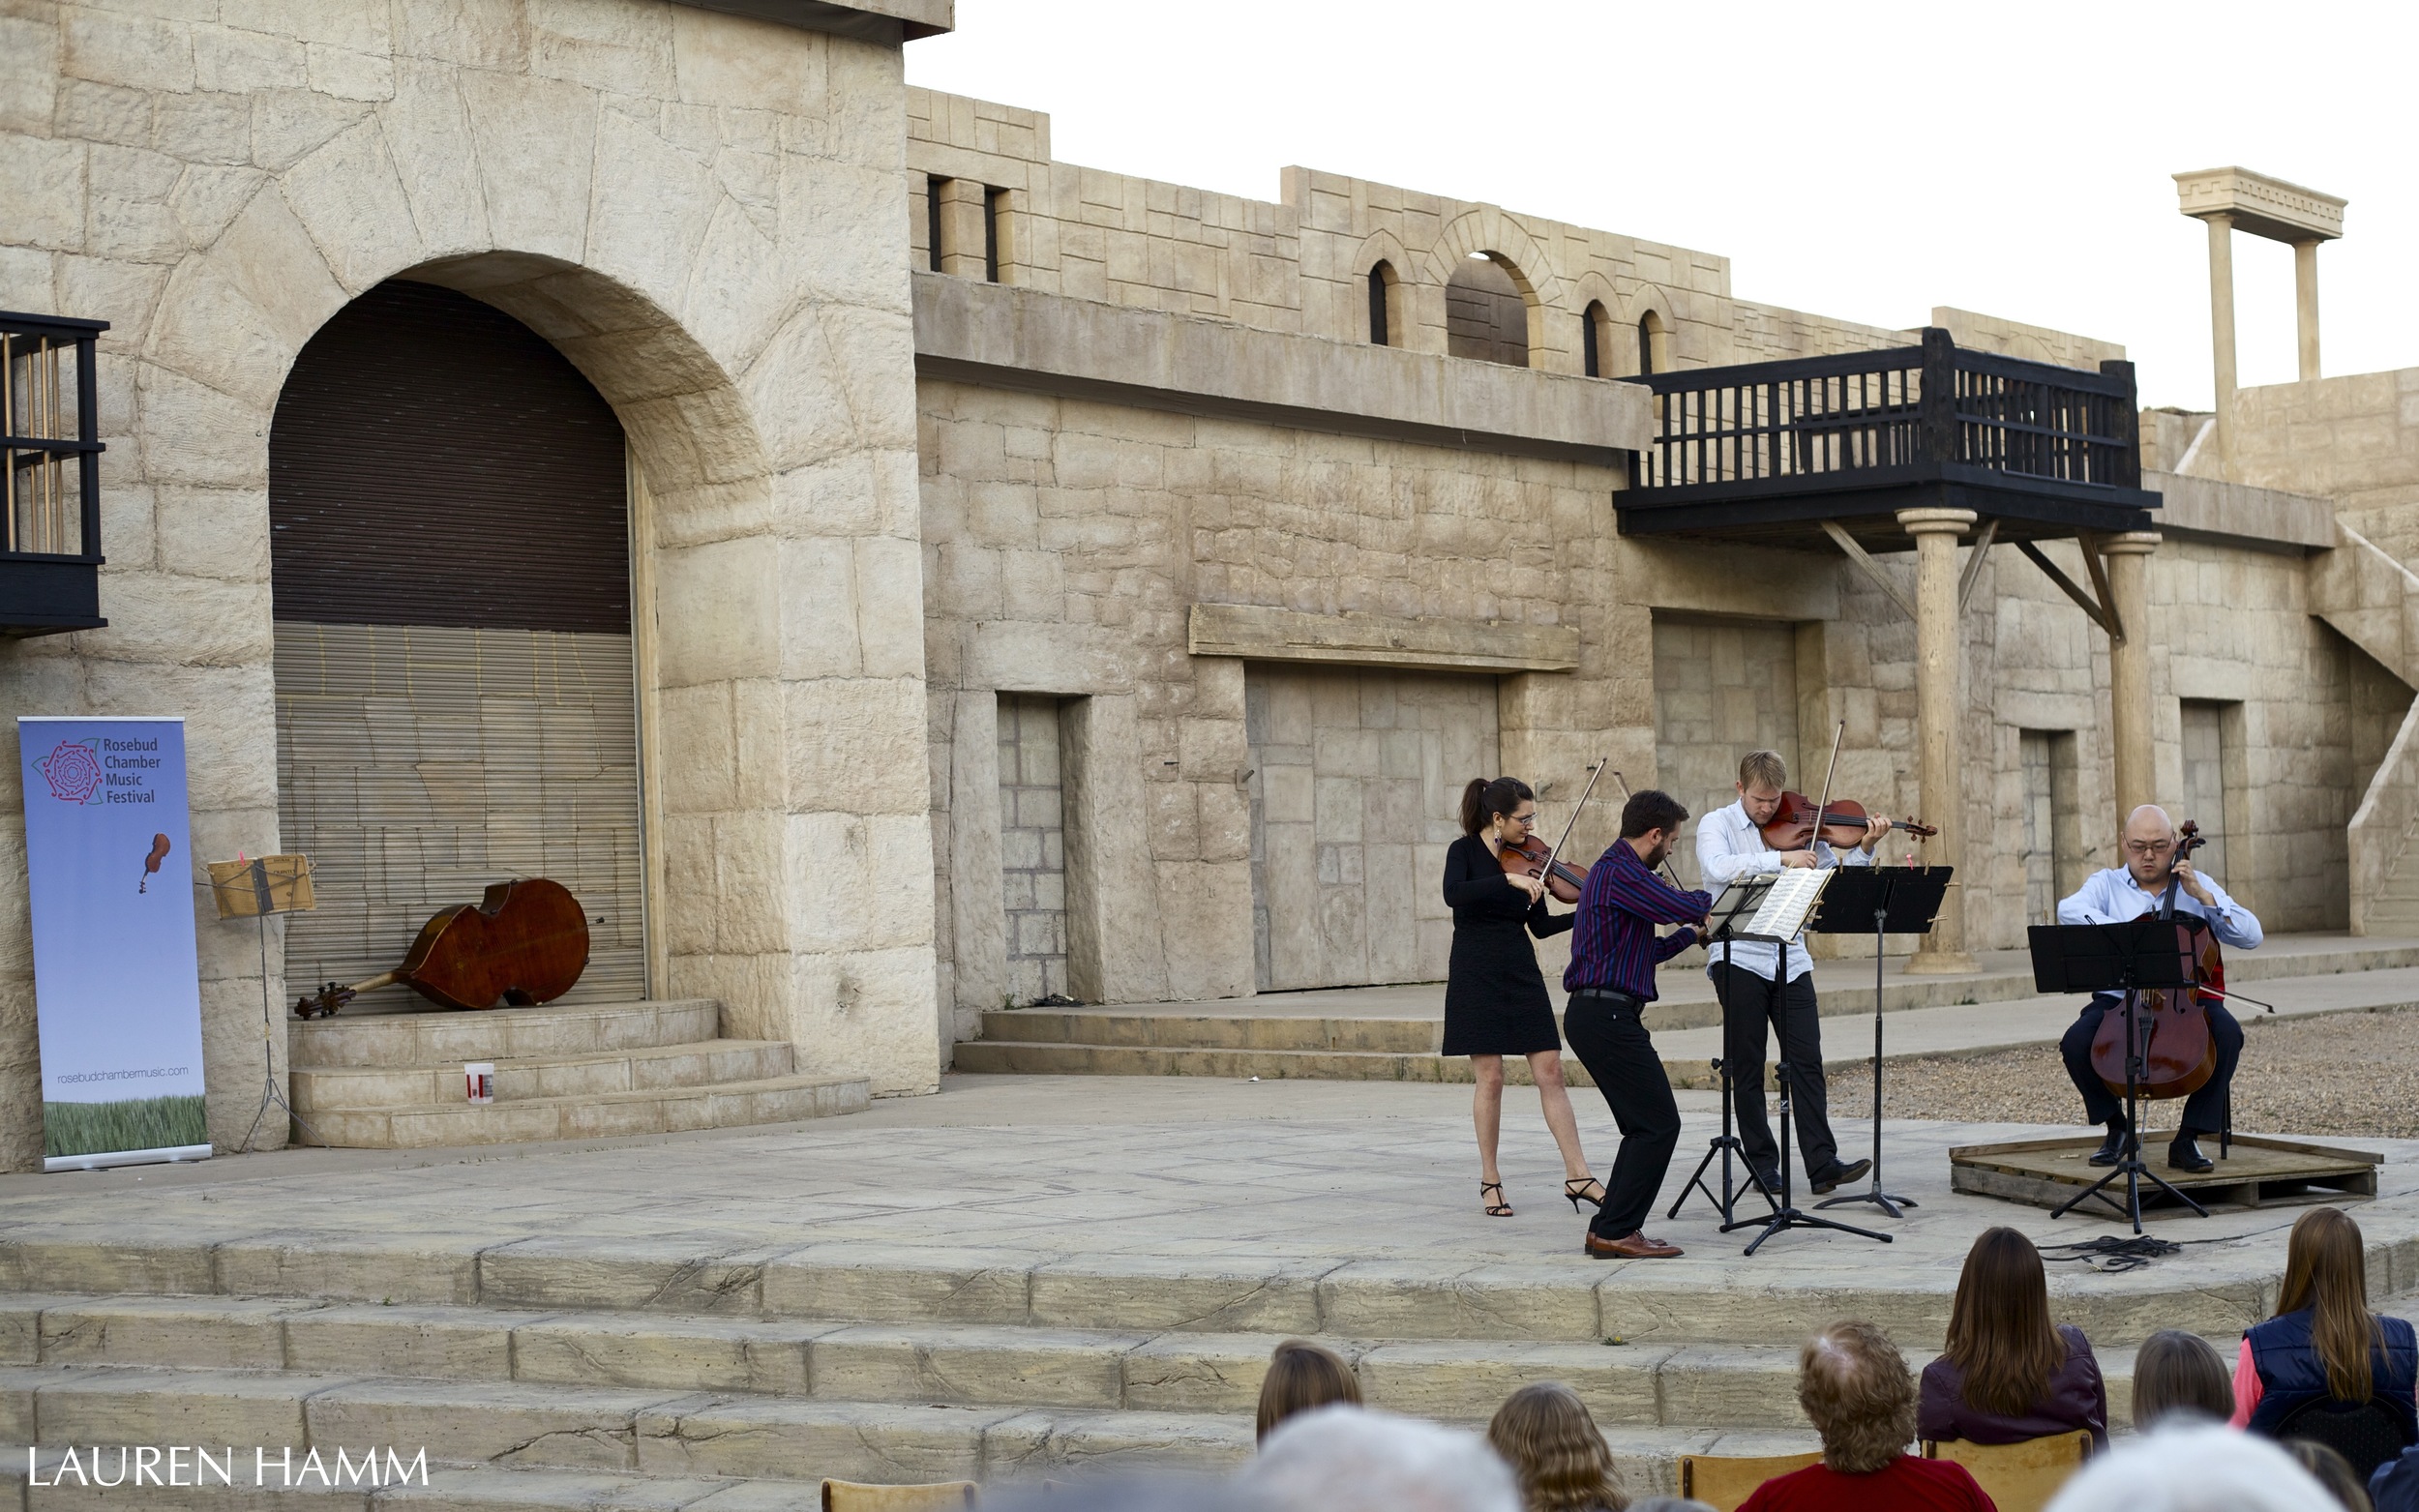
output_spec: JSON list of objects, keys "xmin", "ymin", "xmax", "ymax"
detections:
[{"xmin": 905, "ymin": 89, "xmax": 2119, "ymax": 381}]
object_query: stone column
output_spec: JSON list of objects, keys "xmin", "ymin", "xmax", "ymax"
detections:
[
  {"xmin": 2103, "ymin": 532, "xmax": 2162, "ymax": 823},
  {"xmin": 936, "ymin": 178, "xmax": 991, "ymax": 281},
  {"xmin": 2295, "ymin": 239, "xmax": 2323, "ymax": 381},
  {"xmin": 1897, "ymin": 507, "xmax": 1978, "ymax": 974},
  {"xmin": 2205, "ymin": 213, "xmax": 2238, "ymax": 477}
]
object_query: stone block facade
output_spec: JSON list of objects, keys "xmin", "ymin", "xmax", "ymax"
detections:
[{"xmin": 0, "ymin": 0, "xmax": 947, "ymax": 1171}]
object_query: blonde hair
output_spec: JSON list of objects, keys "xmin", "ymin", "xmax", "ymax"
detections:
[
  {"xmin": 2275, "ymin": 1206, "xmax": 2382, "ymax": 1403},
  {"xmin": 1257, "ymin": 1339, "xmax": 1361, "ymax": 1442},
  {"xmin": 1738, "ymin": 750, "xmax": 1787, "ymax": 789},
  {"xmin": 1486, "ymin": 1383, "xmax": 1628, "ymax": 1512}
]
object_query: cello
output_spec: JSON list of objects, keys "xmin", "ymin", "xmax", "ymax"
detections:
[{"xmin": 2087, "ymin": 820, "xmax": 2221, "ymax": 1100}]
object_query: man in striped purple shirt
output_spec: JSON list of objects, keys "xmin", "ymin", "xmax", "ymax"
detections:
[{"xmin": 1562, "ymin": 787, "xmax": 1710, "ymax": 1260}]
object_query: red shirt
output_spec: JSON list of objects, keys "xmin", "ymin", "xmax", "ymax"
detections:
[{"xmin": 1740, "ymin": 1455, "xmax": 1996, "ymax": 1512}]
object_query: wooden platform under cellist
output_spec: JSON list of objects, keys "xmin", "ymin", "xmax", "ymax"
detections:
[{"xmin": 1950, "ymin": 1134, "xmax": 2382, "ymax": 1217}]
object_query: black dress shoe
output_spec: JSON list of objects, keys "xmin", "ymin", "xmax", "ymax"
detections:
[
  {"xmin": 2168, "ymin": 1136, "xmax": 2215, "ymax": 1174},
  {"xmin": 1750, "ymin": 1166, "xmax": 1783, "ymax": 1195},
  {"xmin": 2088, "ymin": 1125, "xmax": 2128, "ymax": 1167},
  {"xmin": 1810, "ymin": 1158, "xmax": 1871, "ymax": 1195}
]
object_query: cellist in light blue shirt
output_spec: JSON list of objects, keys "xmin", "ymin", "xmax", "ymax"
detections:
[{"xmin": 2056, "ymin": 804, "xmax": 2262, "ymax": 1174}]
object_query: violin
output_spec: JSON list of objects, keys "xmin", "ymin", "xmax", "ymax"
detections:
[
  {"xmin": 294, "ymin": 877, "xmax": 591, "ymax": 1019},
  {"xmin": 1759, "ymin": 793, "xmax": 1935, "ymax": 853},
  {"xmin": 1498, "ymin": 832, "xmax": 1589, "ymax": 904},
  {"xmin": 1496, "ymin": 760, "xmax": 1607, "ymax": 904},
  {"xmin": 2087, "ymin": 820, "xmax": 2221, "ymax": 1100}
]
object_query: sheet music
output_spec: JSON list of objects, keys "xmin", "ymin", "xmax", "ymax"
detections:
[
  {"xmin": 1745, "ymin": 867, "xmax": 1833, "ymax": 941},
  {"xmin": 1704, "ymin": 877, "xmax": 1771, "ymax": 940}
]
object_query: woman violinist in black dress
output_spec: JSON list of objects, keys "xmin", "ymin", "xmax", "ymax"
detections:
[{"xmin": 1445, "ymin": 777, "xmax": 1604, "ymax": 1219}]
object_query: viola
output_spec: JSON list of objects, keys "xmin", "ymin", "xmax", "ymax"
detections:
[
  {"xmin": 1759, "ymin": 792, "xmax": 1936, "ymax": 853},
  {"xmin": 1498, "ymin": 831, "xmax": 1589, "ymax": 904},
  {"xmin": 294, "ymin": 877, "xmax": 591, "ymax": 1019},
  {"xmin": 2087, "ymin": 820, "xmax": 2221, "ymax": 1100}
]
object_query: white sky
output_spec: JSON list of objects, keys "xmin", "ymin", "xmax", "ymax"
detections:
[{"xmin": 905, "ymin": 1, "xmax": 2416, "ymax": 412}]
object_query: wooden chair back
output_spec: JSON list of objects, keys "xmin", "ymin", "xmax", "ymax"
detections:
[
  {"xmin": 1678, "ymin": 1450, "xmax": 1824, "ymax": 1511},
  {"xmin": 1922, "ymin": 1430, "xmax": 2093, "ymax": 1512},
  {"xmin": 821, "ymin": 1480, "xmax": 978, "ymax": 1512}
]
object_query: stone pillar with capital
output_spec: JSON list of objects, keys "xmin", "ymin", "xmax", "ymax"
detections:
[
  {"xmin": 2103, "ymin": 532, "xmax": 2162, "ymax": 823},
  {"xmin": 1898, "ymin": 507, "xmax": 1978, "ymax": 974},
  {"xmin": 2295, "ymin": 239, "xmax": 2323, "ymax": 381},
  {"xmin": 2204, "ymin": 213, "xmax": 2238, "ymax": 478}
]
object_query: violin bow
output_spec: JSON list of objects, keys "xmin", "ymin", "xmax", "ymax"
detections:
[
  {"xmin": 1805, "ymin": 721, "xmax": 1845, "ymax": 860},
  {"xmin": 1606, "ymin": 767, "xmax": 1690, "ymax": 892},
  {"xmin": 1541, "ymin": 758, "xmax": 1607, "ymax": 882}
]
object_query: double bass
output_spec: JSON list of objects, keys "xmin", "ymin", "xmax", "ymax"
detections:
[
  {"xmin": 2087, "ymin": 820, "xmax": 2222, "ymax": 1100},
  {"xmin": 294, "ymin": 877, "xmax": 591, "ymax": 1019}
]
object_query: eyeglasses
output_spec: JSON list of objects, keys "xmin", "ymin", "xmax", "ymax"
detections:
[{"xmin": 2123, "ymin": 840, "xmax": 2174, "ymax": 857}]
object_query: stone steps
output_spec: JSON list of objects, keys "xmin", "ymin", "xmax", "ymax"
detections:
[
  {"xmin": 0, "ymin": 1233, "xmax": 2291, "ymax": 1354},
  {"xmin": 285, "ymin": 999, "xmax": 868, "ymax": 1150},
  {"xmin": 0, "ymin": 1291, "xmax": 2181, "ymax": 1433},
  {"xmin": 295, "ymin": 1074, "xmax": 869, "ymax": 1149}
]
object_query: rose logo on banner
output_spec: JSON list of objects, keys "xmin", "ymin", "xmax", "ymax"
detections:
[{"xmin": 37, "ymin": 740, "xmax": 104, "ymax": 805}]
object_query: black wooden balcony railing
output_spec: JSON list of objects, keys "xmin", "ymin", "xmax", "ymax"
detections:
[
  {"xmin": 1615, "ymin": 328, "xmax": 2158, "ymax": 546},
  {"xmin": 3, "ymin": 311, "xmax": 107, "ymax": 636}
]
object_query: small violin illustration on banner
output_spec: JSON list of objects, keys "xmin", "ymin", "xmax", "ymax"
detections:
[{"xmin": 138, "ymin": 833, "xmax": 169, "ymax": 893}]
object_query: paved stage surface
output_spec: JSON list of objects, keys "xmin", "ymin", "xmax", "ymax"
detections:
[{"xmin": 5, "ymin": 1075, "xmax": 2413, "ymax": 1304}]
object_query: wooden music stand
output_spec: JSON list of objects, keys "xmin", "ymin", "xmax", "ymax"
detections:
[{"xmin": 209, "ymin": 856, "xmax": 321, "ymax": 1153}]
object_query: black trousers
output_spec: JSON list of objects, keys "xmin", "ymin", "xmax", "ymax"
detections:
[
  {"xmin": 1562, "ymin": 993, "xmax": 1682, "ymax": 1240},
  {"xmin": 2060, "ymin": 994, "xmax": 2241, "ymax": 1136},
  {"xmin": 1708, "ymin": 963, "xmax": 1842, "ymax": 1182}
]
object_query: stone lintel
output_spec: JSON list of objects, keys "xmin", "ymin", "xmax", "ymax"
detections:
[
  {"xmin": 1186, "ymin": 605, "xmax": 1581, "ymax": 674},
  {"xmin": 913, "ymin": 274, "xmax": 1652, "ymax": 465},
  {"xmin": 2144, "ymin": 471, "xmax": 2337, "ymax": 555},
  {"xmin": 2174, "ymin": 166, "xmax": 2346, "ymax": 244},
  {"xmin": 672, "ymin": 0, "xmax": 952, "ymax": 44},
  {"xmin": 1626, "ymin": 539, "xmax": 1839, "ymax": 622}
]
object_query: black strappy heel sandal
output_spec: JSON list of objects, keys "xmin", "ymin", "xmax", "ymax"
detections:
[
  {"xmin": 1564, "ymin": 1176, "xmax": 1606, "ymax": 1212},
  {"xmin": 1480, "ymin": 1180, "xmax": 1513, "ymax": 1218}
]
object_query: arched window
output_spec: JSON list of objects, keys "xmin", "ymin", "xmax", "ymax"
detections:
[
  {"xmin": 1446, "ymin": 252, "xmax": 1529, "ymax": 367},
  {"xmin": 1368, "ymin": 261, "xmax": 1394, "ymax": 346},
  {"xmin": 1582, "ymin": 301, "xmax": 1607, "ymax": 377},
  {"xmin": 1637, "ymin": 310, "xmax": 1664, "ymax": 375}
]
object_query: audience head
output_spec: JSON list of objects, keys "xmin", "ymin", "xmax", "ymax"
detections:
[
  {"xmin": 2277, "ymin": 1205, "xmax": 2381, "ymax": 1404},
  {"xmin": 1485, "ymin": 1382, "xmax": 1629, "ymax": 1512},
  {"xmin": 1241, "ymin": 1406, "xmax": 1522, "ymax": 1512},
  {"xmin": 2281, "ymin": 1439, "xmax": 2372, "ymax": 1512},
  {"xmin": 1945, "ymin": 1227, "xmax": 2066, "ymax": 1417},
  {"xmin": 2131, "ymin": 1329, "xmax": 2236, "ymax": 1429},
  {"xmin": 2045, "ymin": 1422, "xmax": 2338, "ymax": 1512},
  {"xmin": 1257, "ymin": 1340, "xmax": 1362, "ymax": 1443},
  {"xmin": 1797, "ymin": 1320, "xmax": 1917, "ymax": 1475}
]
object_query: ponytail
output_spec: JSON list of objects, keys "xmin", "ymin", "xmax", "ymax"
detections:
[{"xmin": 1460, "ymin": 776, "xmax": 1535, "ymax": 836}]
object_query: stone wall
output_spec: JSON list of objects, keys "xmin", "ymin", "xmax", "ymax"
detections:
[{"xmin": 0, "ymin": 0, "xmax": 943, "ymax": 1169}]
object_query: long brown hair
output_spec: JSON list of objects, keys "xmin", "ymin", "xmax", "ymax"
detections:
[
  {"xmin": 1943, "ymin": 1228, "xmax": 2066, "ymax": 1418},
  {"xmin": 2275, "ymin": 1206, "xmax": 2382, "ymax": 1402},
  {"xmin": 2131, "ymin": 1328, "xmax": 2234, "ymax": 1428},
  {"xmin": 1486, "ymin": 1383, "xmax": 1628, "ymax": 1512},
  {"xmin": 1256, "ymin": 1339, "xmax": 1360, "ymax": 1442}
]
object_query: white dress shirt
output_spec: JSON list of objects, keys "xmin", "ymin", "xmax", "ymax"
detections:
[
  {"xmin": 2056, "ymin": 866, "xmax": 2263, "ymax": 949},
  {"xmin": 1694, "ymin": 798, "xmax": 1873, "ymax": 982}
]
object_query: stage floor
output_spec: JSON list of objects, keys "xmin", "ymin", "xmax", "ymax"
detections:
[{"xmin": 5, "ymin": 1075, "xmax": 2416, "ymax": 1337}]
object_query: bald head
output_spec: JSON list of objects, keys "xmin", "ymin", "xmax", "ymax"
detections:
[{"xmin": 2123, "ymin": 805, "xmax": 2179, "ymax": 886}]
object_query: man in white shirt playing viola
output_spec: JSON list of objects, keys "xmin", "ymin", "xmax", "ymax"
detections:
[
  {"xmin": 2056, "ymin": 803, "xmax": 2262, "ymax": 1174},
  {"xmin": 1695, "ymin": 750, "xmax": 1891, "ymax": 1196}
]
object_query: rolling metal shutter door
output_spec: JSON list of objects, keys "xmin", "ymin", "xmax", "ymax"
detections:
[{"xmin": 270, "ymin": 282, "xmax": 645, "ymax": 1005}]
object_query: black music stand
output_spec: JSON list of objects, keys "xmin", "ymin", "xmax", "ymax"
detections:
[
  {"xmin": 2030, "ymin": 919, "xmax": 2210, "ymax": 1233},
  {"xmin": 1808, "ymin": 866, "xmax": 1951, "ymax": 1220},
  {"xmin": 1670, "ymin": 878, "xmax": 1781, "ymax": 1226}
]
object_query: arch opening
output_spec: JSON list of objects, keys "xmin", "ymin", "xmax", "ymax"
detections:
[
  {"xmin": 1583, "ymin": 300, "xmax": 1610, "ymax": 377},
  {"xmin": 1368, "ymin": 260, "xmax": 1398, "ymax": 346},
  {"xmin": 1447, "ymin": 252, "xmax": 1531, "ymax": 368},
  {"xmin": 269, "ymin": 278, "xmax": 647, "ymax": 1005},
  {"xmin": 1638, "ymin": 308, "xmax": 1667, "ymax": 375}
]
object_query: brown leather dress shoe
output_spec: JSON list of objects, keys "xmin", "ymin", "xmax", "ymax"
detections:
[{"xmin": 1585, "ymin": 1230, "xmax": 1684, "ymax": 1260}]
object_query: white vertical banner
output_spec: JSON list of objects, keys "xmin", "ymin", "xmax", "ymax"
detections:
[{"xmin": 18, "ymin": 716, "xmax": 212, "ymax": 1171}]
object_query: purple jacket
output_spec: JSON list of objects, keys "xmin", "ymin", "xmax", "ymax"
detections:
[{"xmin": 1918, "ymin": 1324, "xmax": 2108, "ymax": 1451}]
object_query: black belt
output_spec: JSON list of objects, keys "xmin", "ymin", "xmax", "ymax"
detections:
[{"xmin": 1569, "ymin": 987, "xmax": 1644, "ymax": 1008}]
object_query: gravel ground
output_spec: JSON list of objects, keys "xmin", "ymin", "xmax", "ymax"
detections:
[{"xmin": 1830, "ymin": 1006, "xmax": 2419, "ymax": 1139}]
